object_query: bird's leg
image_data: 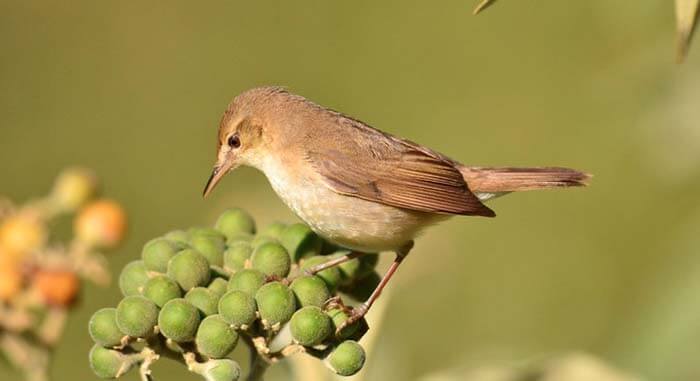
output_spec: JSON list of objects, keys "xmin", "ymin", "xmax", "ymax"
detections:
[
  {"xmin": 303, "ymin": 251, "xmax": 365, "ymax": 276},
  {"xmin": 338, "ymin": 241, "xmax": 414, "ymax": 333}
]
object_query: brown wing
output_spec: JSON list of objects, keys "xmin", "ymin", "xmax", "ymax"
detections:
[{"xmin": 305, "ymin": 126, "xmax": 495, "ymax": 217}]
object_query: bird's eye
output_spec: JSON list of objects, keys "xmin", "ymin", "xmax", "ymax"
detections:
[{"xmin": 227, "ymin": 134, "xmax": 241, "ymax": 149}]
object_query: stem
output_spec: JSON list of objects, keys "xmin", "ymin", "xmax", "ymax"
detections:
[
  {"xmin": 241, "ymin": 335, "xmax": 270, "ymax": 381},
  {"xmin": 246, "ymin": 351, "xmax": 270, "ymax": 381}
]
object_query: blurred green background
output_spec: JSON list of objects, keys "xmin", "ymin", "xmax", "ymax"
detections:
[{"xmin": 2, "ymin": 1, "xmax": 699, "ymax": 380}]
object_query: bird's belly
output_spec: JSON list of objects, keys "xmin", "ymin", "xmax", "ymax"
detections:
[{"xmin": 267, "ymin": 173, "xmax": 446, "ymax": 252}]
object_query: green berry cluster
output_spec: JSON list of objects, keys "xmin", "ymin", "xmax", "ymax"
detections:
[{"xmin": 88, "ymin": 208, "xmax": 378, "ymax": 380}]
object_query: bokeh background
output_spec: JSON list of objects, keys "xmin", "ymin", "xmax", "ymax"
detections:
[{"xmin": 2, "ymin": 1, "xmax": 699, "ymax": 380}]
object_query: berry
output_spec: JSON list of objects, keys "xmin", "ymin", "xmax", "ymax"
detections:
[
  {"xmin": 227, "ymin": 269, "xmax": 266, "ymax": 296},
  {"xmin": 143, "ymin": 275, "xmax": 182, "ymax": 308},
  {"xmin": 164, "ymin": 229, "xmax": 189, "ymax": 244},
  {"xmin": 300, "ymin": 256, "xmax": 343, "ymax": 291},
  {"xmin": 196, "ymin": 315, "xmax": 239, "ymax": 358},
  {"xmin": 251, "ymin": 242, "xmax": 291, "ymax": 278},
  {"xmin": 207, "ymin": 277, "xmax": 229, "ymax": 299},
  {"xmin": 218, "ymin": 290, "xmax": 257, "ymax": 328},
  {"xmin": 202, "ymin": 359, "xmax": 241, "ymax": 381},
  {"xmin": 158, "ymin": 298, "xmax": 201, "ymax": 342},
  {"xmin": 215, "ymin": 208, "xmax": 256, "ymax": 238},
  {"xmin": 185, "ymin": 287, "xmax": 219, "ymax": 316},
  {"xmin": 290, "ymin": 306, "xmax": 332, "ymax": 346},
  {"xmin": 257, "ymin": 222, "xmax": 287, "ymax": 240},
  {"xmin": 88, "ymin": 308, "xmax": 123, "ymax": 347},
  {"xmin": 74, "ymin": 199, "xmax": 127, "ymax": 248},
  {"xmin": 223, "ymin": 242, "xmax": 253, "ymax": 273},
  {"xmin": 118, "ymin": 260, "xmax": 150, "ymax": 296},
  {"xmin": 142, "ymin": 238, "xmax": 185, "ymax": 273},
  {"xmin": 33, "ymin": 270, "xmax": 79, "ymax": 306},
  {"xmin": 51, "ymin": 167, "xmax": 97, "ymax": 211},
  {"xmin": 115, "ymin": 296, "xmax": 158, "ymax": 338},
  {"xmin": 167, "ymin": 249, "xmax": 211, "ymax": 291},
  {"xmin": 290, "ymin": 275, "xmax": 330, "ymax": 308},
  {"xmin": 281, "ymin": 223, "xmax": 322, "ymax": 261},
  {"xmin": 337, "ymin": 252, "xmax": 379, "ymax": 283},
  {"xmin": 255, "ymin": 282, "xmax": 296, "ymax": 326},
  {"xmin": 326, "ymin": 308, "xmax": 359, "ymax": 340},
  {"xmin": 190, "ymin": 234, "xmax": 226, "ymax": 268},
  {"xmin": 342, "ymin": 272, "xmax": 380, "ymax": 302},
  {"xmin": 89, "ymin": 344, "xmax": 131, "ymax": 379},
  {"xmin": 326, "ymin": 340, "xmax": 366, "ymax": 376}
]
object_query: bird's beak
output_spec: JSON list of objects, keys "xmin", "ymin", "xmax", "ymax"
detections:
[{"xmin": 202, "ymin": 164, "xmax": 228, "ymax": 198}]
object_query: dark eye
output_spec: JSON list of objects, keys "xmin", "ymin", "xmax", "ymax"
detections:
[{"xmin": 227, "ymin": 134, "xmax": 241, "ymax": 149}]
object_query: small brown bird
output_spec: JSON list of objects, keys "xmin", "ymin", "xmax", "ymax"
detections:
[{"xmin": 203, "ymin": 86, "xmax": 588, "ymax": 326}]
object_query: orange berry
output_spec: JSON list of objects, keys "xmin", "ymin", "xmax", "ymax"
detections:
[
  {"xmin": 74, "ymin": 199, "xmax": 127, "ymax": 248},
  {"xmin": 0, "ymin": 213, "xmax": 46, "ymax": 254},
  {"xmin": 33, "ymin": 270, "xmax": 80, "ymax": 306}
]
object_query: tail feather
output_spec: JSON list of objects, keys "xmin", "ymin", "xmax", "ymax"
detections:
[{"xmin": 460, "ymin": 166, "xmax": 591, "ymax": 194}]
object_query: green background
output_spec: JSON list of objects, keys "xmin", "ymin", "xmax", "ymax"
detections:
[{"xmin": 2, "ymin": 1, "xmax": 699, "ymax": 380}]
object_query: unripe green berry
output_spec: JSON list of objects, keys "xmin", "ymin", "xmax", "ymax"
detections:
[
  {"xmin": 250, "ymin": 235, "xmax": 278, "ymax": 249},
  {"xmin": 215, "ymin": 208, "xmax": 256, "ymax": 237},
  {"xmin": 142, "ymin": 238, "xmax": 185, "ymax": 273},
  {"xmin": 143, "ymin": 275, "xmax": 182, "ymax": 308},
  {"xmin": 300, "ymin": 256, "xmax": 343, "ymax": 291},
  {"xmin": 185, "ymin": 287, "xmax": 219, "ymax": 316},
  {"xmin": 337, "ymin": 252, "xmax": 379, "ymax": 283},
  {"xmin": 327, "ymin": 308, "xmax": 359, "ymax": 340},
  {"xmin": 207, "ymin": 277, "xmax": 228, "ymax": 299},
  {"xmin": 196, "ymin": 315, "xmax": 239, "ymax": 359},
  {"xmin": 255, "ymin": 282, "xmax": 296, "ymax": 326},
  {"xmin": 118, "ymin": 260, "xmax": 149, "ymax": 296},
  {"xmin": 342, "ymin": 271, "xmax": 380, "ymax": 302},
  {"xmin": 202, "ymin": 359, "xmax": 241, "ymax": 381},
  {"xmin": 226, "ymin": 232, "xmax": 253, "ymax": 245},
  {"xmin": 223, "ymin": 242, "xmax": 253, "ymax": 273},
  {"xmin": 158, "ymin": 298, "xmax": 201, "ymax": 342},
  {"xmin": 290, "ymin": 275, "xmax": 330, "ymax": 308},
  {"xmin": 115, "ymin": 295, "xmax": 158, "ymax": 338},
  {"xmin": 258, "ymin": 222, "xmax": 287, "ymax": 240},
  {"xmin": 281, "ymin": 223, "xmax": 322, "ymax": 261},
  {"xmin": 326, "ymin": 340, "xmax": 366, "ymax": 376},
  {"xmin": 189, "ymin": 227, "xmax": 226, "ymax": 241},
  {"xmin": 164, "ymin": 229, "xmax": 189, "ymax": 244},
  {"xmin": 251, "ymin": 242, "xmax": 290, "ymax": 278},
  {"xmin": 218, "ymin": 290, "xmax": 257, "ymax": 328},
  {"xmin": 167, "ymin": 249, "xmax": 211, "ymax": 291},
  {"xmin": 190, "ymin": 234, "xmax": 225, "ymax": 267},
  {"xmin": 88, "ymin": 308, "xmax": 124, "ymax": 347},
  {"xmin": 227, "ymin": 269, "xmax": 266, "ymax": 295},
  {"xmin": 290, "ymin": 306, "xmax": 332, "ymax": 346},
  {"xmin": 89, "ymin": 344, "xmax": 132, "ymax": 379}
]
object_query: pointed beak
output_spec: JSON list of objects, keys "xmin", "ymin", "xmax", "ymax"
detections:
[{"xmin": 202, "ymin": 165, "xmax": 225, "ymax": 198}]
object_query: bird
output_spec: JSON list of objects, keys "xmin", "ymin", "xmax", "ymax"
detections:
[{"xmin": 203, "ymin": 86, "xmax": 589, "ymax": 327}]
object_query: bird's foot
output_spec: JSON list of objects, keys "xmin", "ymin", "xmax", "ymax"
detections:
[
  {"xmin": 334, "ymin": 303, "xmax": 368, "ymax": 335},
  {"xmin": 323, "ymin": 296, "xmax": 348, "ymax": 312}
]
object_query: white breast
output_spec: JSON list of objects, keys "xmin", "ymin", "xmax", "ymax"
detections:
[{"xmin": 258, "ymin": 158, "xmax": 446, "ymax": 253}]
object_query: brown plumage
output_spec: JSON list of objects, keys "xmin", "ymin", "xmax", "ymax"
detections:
[{"xmin": 203, "ymin": 86, "xmax": 590, "ymax": 327}]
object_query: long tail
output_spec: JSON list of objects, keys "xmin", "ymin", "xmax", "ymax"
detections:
[{"xmin": 460, "ymin": 166, "xmax": 590, "ymax": 200}]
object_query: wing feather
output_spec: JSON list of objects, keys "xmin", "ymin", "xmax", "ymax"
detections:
[{"xmin": 306, "ymin": 134, "xmax": 495, "ymax": 217}]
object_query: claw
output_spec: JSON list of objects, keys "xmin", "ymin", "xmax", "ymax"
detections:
[{"xmin": 334, "ymin": 303, "xmax": 367, "ymax": 335}]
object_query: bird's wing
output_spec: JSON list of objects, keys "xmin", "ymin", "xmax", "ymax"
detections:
[{"xmin": 305, "ymin": 121, "xmax": 495, "ymax": 217}]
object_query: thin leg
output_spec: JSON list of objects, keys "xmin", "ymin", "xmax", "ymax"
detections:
[
  {"xmin": 338, "ymin": 241, "xmax": 413, "ymax": 332},
  {"xmin": 302, "ymin": 251, "xmax": 364, "ymax": 276}
]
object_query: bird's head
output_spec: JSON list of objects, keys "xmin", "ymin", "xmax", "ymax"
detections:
[{"xmin": 202, "ymin": 86, "xmax": 294, "ymax": 198}]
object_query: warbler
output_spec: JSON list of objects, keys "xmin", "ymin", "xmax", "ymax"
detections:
[{"xmin": 203, "ymin": 87, "xmax": 588, "ymax": 326}]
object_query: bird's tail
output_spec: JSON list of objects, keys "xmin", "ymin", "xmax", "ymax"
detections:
[{"xmin": 460, "ymin": 166, "xmax": 590, "ymax": 200}]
